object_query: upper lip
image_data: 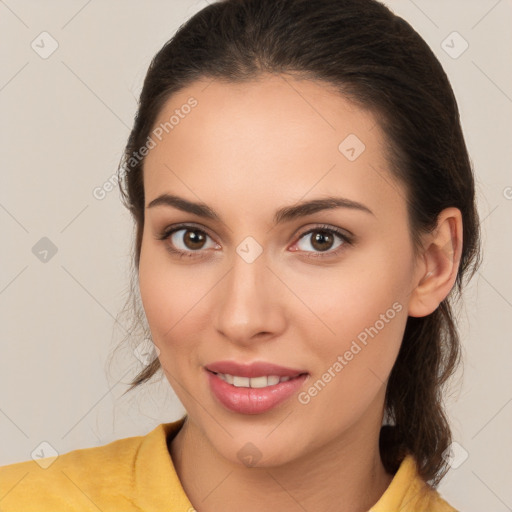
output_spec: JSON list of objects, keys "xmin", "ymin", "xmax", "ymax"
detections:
[{"xmin": 205, "ymin": 360, "xmax": 308, "ymax": 378}]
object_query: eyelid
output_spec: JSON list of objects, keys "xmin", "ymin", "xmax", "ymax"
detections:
[
  {"xmin": 155, "ymin": 222, "xmax": 218, "ymax": 242},
  {"xmin": 294, "ymin": 223, "xmax": 354, "ymax": 242}
]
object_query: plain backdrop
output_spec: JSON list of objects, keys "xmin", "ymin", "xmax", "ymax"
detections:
[{"xmin": 1, "ymin": 1, "xmax": 511, "ymax": 510}]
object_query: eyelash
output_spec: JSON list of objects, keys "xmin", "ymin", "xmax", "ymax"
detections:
[{"xmin": 156, "ymin": 223, "xmax": 353, "ymax": 260}]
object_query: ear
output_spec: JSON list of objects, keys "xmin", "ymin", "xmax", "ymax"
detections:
[{"xmin": 408, "ymin": 207, "xmax": 463, "ymax": 318}]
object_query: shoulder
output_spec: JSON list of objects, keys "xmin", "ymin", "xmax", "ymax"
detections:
[
  {"xmin": 371, "ymin": 455, "xmax": 459, "ymax": 512},
  {"xmin": 411, "ymin": 479, "xmax": 459, "ymax": 512},
  {"xmin": 0, "ymin": 424, "xmax": 168, "ymax": 512}
]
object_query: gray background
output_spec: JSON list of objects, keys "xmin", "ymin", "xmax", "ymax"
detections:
[{"xmin": 1, "ymin": 1, "xmax": 511, "ymax": 510}]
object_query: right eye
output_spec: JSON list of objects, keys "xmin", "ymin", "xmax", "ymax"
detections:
[{"xmin": 157, "ymin": 223, "xmax": 220, "ymax": 258}]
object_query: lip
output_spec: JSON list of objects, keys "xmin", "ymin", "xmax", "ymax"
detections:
[
  {"xmin": 206, "ymin": 371, "xmax": 308, "ymax": 415},
  {"xmin": 205, "ymin": 360, "xmax": 307, "ymax": 378},
  {"xmin": 205, "ymin": 361, "xmax": 309, "ymax": 415}
]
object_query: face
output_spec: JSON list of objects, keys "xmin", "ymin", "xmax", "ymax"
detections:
[{"xmin": 138, "ymin": 74, "xmax": 421, "ymax": 467}]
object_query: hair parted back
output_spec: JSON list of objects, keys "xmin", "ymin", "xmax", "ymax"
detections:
[{"xmin": 114, "ymin": 0, "xmax": 481, "ymax": 487}]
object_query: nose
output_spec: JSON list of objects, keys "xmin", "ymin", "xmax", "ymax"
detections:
[{"xmin": 212, "ymin": 247, "xmax": 287, "ymax": 346}]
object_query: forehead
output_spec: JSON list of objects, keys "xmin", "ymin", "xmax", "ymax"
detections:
[{"xmin": 142, "ymin": 74, "xmax": 404, "ymax": 220}]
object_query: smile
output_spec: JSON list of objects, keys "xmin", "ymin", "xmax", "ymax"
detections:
[
  {"xmin": 206, "ymin": 369, "xmax": 309, "ymax": 414},
  {"xmin": 212, "ymin": 372, "xmax": 294, "ymax": 388}
]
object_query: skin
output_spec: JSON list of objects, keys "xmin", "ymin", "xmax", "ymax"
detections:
[{"xmin": 138, "ymin": 74, "xmax": 462, "ymax": 512}]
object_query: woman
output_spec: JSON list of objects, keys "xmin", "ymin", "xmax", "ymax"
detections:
[{"xmin": 0, "ymin": 0, "xmax": 480, "ymax": 510}]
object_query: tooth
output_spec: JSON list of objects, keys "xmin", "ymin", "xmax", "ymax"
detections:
[
  {"xmin": 249, "ymin": 376, "xmax": 268, "ymax": 388},
  {"xmin": 220, "ymin": 374, "xmax": 295, "ymax": 387},
  {"xmin": 233, "ymin": 376, "xmax": 250, "ymax": 387}
]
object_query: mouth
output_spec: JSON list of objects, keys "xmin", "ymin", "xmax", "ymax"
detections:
[
  {"xmin": 206, "ymin": 370, "xmax": 307, "ymax": 388},
  {"xmin": 204, "ymin": 362, "xmax": 309, "ymax": 415},
  {"xmin": 205, "ymin": 359, "xmax": 308, "ymax": 378}
]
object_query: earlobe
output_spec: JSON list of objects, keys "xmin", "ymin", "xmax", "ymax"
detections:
[{"xmin": 407, "ymin": 207, "xmax": 463, "ymax": 318}]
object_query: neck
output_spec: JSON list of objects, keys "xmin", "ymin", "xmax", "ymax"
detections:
[{"xmin": 170, "ymin": 402, "xmax": 393, "ymax": 512}]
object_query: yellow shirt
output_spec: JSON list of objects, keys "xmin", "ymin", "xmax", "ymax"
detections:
[{"xmin": 0, "ymin": 417, "xmax": 458, "ymax": 511}]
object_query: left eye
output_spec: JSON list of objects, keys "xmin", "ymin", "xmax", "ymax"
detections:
[{"xmin": 294, "ymin": 227, "xmax": 349, "ymax": 254}]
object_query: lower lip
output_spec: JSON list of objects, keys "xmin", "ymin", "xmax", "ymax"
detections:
[{"xmin": 206, "ymin": 370, "xmax": 308, "ymax": 415}]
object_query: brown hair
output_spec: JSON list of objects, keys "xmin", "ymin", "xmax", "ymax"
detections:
[{"xmin": 114, "ymin": 0, "xmax": 481, "ymax": 487}]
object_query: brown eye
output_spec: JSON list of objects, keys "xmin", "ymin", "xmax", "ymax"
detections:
[
  {"xmin": 157, "ymin": 223, "xmax": 221, "ymax": 259},
  {"xmin": 309, "ymin": 230, "xmax": 335, "ymax": 252},
  {"xmin": 182, "ymin": 230, "xmax": 207, "ymax": 250},
  {"xmin": 294, "ymin": 226, "xmax": 350, "ymax": 257},
  {"xmin": 170, "ymin": 228, "xmax": 213, "ymax": 251}
]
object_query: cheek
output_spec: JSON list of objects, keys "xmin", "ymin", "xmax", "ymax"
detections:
[
  {"xmin": 138, "ymin": 239, "xmax": 181, "ymax": 347},
  {"xmin": 139, "ymin": 235, "xmax": 188, "ymax": 328},
  {"xmin": 287, "ymin": 240, "xmax": 413, "ymax": 388},
  {"xmin": 138, "ymin": 240, "xmax": 212, "ymax": 367},
  {"xmin": 138, "ymin": 252, "xmax": 172, "ymax": 335},
  {"xmin": 292, "ymin": 275, "xmax": 408, "ymax": 431},
  {"xmin": 296, "ymin": 276, "xmax": 407, "ymax": 381},
  {"xmin": 290, "ymin": 247, "xmax": 411, "ymax": 337}
]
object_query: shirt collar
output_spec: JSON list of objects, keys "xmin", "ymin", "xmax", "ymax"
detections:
[{"xmin": 137, "ymin": 418, "xmax": 436, "ymax": 512}]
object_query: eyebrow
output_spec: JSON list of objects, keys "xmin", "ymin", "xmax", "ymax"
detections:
[{"xmin": 146, "ymin": 193, "xmax": 374, "ymax": 224}]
